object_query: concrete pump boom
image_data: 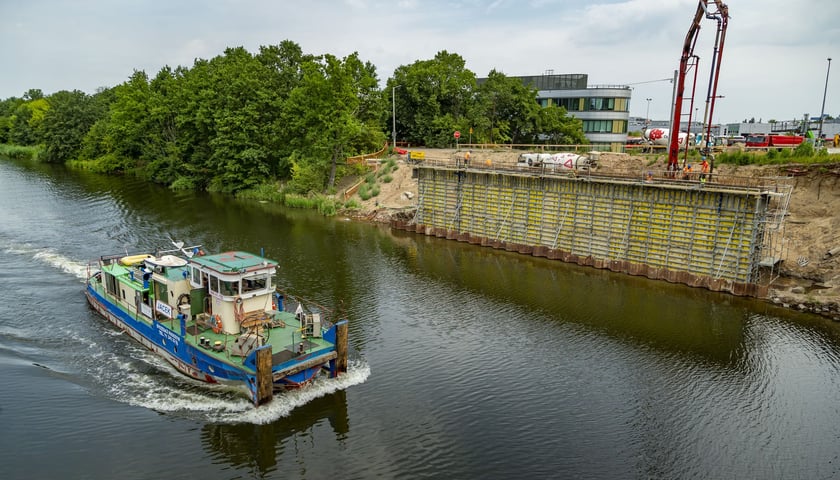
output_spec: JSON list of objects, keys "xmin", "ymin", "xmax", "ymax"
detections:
[{"xmin": 668, "ymin": 0, "xmax": 729, "ymax": 173}]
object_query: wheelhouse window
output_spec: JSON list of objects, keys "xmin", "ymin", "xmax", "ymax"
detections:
[
  {"xmin": 207, "ymin": 275, "xmax": 239, "ymax": 297},
  {"xmin": 242, "ymin": 274, "xmax": 269, "ymax": 293},
  {"xmin": 220, "ymin": 278, "xmax": 239, "ymax": 296},
  {"xmin": 190, "ymin": 266, "xmax": 203, "ymax": 287}
]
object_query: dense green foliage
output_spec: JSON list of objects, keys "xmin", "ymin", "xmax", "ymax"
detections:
[{"xmin": 0, "ymin": 41, "xmax": 588, "ymax": 196}]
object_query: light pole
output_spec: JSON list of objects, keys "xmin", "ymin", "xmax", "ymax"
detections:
[
  {"xmin": 645, "ymin": 98, "xmax": 652, "ymax": 126},
  {"xmin": 818, "ymin": 57, "xmax": 832, "ymax": 144},
  {"xmin": 391, "ymin": 85, "xmax": 402, "ymax": 148}
]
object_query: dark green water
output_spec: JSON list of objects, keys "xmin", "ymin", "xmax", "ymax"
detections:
[{"xmin": 1, "ymin": 158, "xmax": 839, "ymax": 479}]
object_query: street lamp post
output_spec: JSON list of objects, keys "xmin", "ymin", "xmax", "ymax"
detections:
[
  {"xmin": 818, "ymin": 58, "xmax": 832, "ymax": 145},
  {"xmin": 392, "ymin": 85, "xmax": 402, "ymax": 148},
  {"xmin": 645, "ymin": 98, "xmax": 652, "ymax": 126}
]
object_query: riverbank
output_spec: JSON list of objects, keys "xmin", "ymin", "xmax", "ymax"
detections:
[{"xmin": 345, "ymin": 148, "xmax": 840, "ymax": 320}]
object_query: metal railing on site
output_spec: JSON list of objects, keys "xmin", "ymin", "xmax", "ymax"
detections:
[{"xmin": 409, "ymin": 156, "xmax": 791, "ymax": 193}]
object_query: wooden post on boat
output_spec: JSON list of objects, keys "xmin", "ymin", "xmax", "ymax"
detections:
[
  {"xmin": 335, "ymin": 320, "xmax": 348, "ymax": 375},
  {"xmin": 255, "ymin": 346, "xmax": 273, "ymax": 405}
]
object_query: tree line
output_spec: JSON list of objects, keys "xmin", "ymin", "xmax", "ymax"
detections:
[{"xmin": 0, "ymin": 41, "xmax": 586, "ymax": 195}]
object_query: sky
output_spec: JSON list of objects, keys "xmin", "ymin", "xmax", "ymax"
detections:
[{"xmin": 1, "ymin": 0, "xmax": 838, "ymax": 125}]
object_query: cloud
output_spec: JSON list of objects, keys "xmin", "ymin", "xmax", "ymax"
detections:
[{"xmin": 0, "ymin": 0, "xmax": 836, "ymax": 123}]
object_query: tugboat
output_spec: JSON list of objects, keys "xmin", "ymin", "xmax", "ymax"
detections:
[{"xmin": 85, "ymin": 242, "xmax": 349, "ymax": 406}]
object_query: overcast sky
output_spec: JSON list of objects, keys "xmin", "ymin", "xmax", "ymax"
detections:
[{"xmin": 1, "ymin": 0, "xmax": 837, "ymax": 124}]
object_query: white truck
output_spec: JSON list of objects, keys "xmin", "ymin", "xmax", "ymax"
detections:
[{"xmin": 516, "ymin": 152, "xmax": 596, "ymax": 171}]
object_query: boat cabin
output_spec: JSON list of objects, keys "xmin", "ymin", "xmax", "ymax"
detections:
[{"xmin": 187, "ymin": 251, "xmax": 278, "ymax": 335}]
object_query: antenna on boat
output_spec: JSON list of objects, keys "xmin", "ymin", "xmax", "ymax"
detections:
[{"xmin": 167, "ymin": 235, "xmax": 195, "ymax": 258}]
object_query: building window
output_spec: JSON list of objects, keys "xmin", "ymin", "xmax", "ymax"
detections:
[
  {"xmin": 583, "ymin": 120, "xmax": 613, "ymax": 133},
  {"xmin": 586, "ymin": 98, "xmax": 616, "ymax": 111},
  {"xmin": 615, "ymin": 98, "xmax": 628, "ymax": 112},
  {"xmin": 612, "ymin": 120, "xmax": 627, "ymax": 134},
  {"xmin": 581, "ymin": 120, "xmax": 628, "ymax": 134}
]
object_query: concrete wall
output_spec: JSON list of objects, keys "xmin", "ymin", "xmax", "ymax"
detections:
[{"xmin": 393, "ymin": 167, "xmax": 773, "ymax": 296}]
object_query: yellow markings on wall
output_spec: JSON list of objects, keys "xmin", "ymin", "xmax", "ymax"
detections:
[{"xmin": 414, "ymin": 167, "xmax": 767, "ymax": 284}]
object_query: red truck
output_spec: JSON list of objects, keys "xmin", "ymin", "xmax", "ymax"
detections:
[{"xmin": 745, "ymin": 134, "xmax": 804, "ymax": 148}]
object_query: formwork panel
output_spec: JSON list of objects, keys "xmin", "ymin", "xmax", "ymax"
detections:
[{"xmin": 407, "ymin": 167, "xmax": 770, "ymax": 294}]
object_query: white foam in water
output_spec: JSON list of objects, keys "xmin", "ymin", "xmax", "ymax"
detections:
[
  {"xmin": 3, "ymin": 242, "xmax": 90, "ymax": 280},
  {"xmin": 106, "ymin": 339, "xmax": 371, "ymax": 424},
  {"xmin": 33, "ymin": 250, "xmax": 90, "ymax": 280},
  {"xmin": 231, "ymin": 359, "xmax": 372, "ymax": 425},
  {"xmin": 124, "ymin": 359, "xmax": 371, "ymax": 423}
]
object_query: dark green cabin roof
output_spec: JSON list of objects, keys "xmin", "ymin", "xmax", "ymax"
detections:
[{"xmin": 190, "ymin": 251, "xmax": 277, "ymax": 274}]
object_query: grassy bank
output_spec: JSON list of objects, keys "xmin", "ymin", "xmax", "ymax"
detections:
[
  {"xmin": 0, "ymin": 144, "xmax": 43, "ymax": 161},
  {"xmin": 236, "ymin": 183, "xmax": 360, "ymax": 216}
]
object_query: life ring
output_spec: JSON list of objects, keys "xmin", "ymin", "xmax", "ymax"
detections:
[{"xmin": 213, "ymin": 314, "xmax": 222, "ymax": 334}]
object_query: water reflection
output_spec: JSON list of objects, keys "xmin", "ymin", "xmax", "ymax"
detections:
[
  {"xmin": 201, "ymin": 390, "xmax": 349, "ymax": 475},
  {"xmin": 388, "ymin": 229, "xmax": 793, "ymax": 366}
]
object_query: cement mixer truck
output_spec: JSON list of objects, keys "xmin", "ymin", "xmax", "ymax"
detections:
[{"xmin": 516, "ymin": 152, "xmax": 596, "ymax": 171}]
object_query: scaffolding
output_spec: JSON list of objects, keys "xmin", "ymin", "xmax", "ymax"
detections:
[{"xmin": 406, "ymin": 165, "xmax": 794, "ymax": 295}]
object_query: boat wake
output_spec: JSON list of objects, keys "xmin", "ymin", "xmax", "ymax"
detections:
[
  {"xmin": 113, "ymin": 343, "xmax": 370, "ymax": 424},
  {"xmin": 3, "ymin": 242, "xmax": 90, "ymax": 281}
]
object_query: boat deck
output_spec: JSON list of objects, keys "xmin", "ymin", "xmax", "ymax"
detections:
[{"xmin": 181, "ymin": 310, "xmax": 333, "ymax": 369}]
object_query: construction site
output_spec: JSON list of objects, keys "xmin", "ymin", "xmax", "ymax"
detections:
[
  {"xmin": 386, "ymin": 1, "xmax": 782, "ymax": 297},
  {"xmin": 367, "ymin": 0, "xmax": 839, "ymax": 316},
  {"xmin": 390, "ymin": 159, "xmax": 792, "ymax": 297}
]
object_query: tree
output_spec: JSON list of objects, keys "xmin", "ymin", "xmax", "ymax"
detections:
[
  {"xmin": 538, "ymin": 105, "xmax": 587, "ymax": 145},
  {"xmin": 472, "ymin": 69, "xmax": 541, "ymax": 144},
  {"xmin": 40, "ymin": 90, "xmax": 104, "ymax": 163},
  {"xmin": 390, "ymin": 51, "xmax": 476, "ymax": 147},
  {"xmin": 282, "ymin": 52, "xmax": 384, "ymax": 191},
  {"xmin": 8, "ymin": 98, "xmax": 49, "ymax": 145}
]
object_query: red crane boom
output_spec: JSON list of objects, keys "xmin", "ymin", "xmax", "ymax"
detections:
[{"xmin": 667, "ymin": 1, "xmax": 729, "ymax": 173}]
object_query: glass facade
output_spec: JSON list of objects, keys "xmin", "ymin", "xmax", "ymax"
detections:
[
  {"xmin": 582, "ymin": 119, "xmax": 627, "ymax": 134},
  {"xmin": 486, "ymin": 73, "xmax": 633, "ymax": 150},
  {"xmin": 540, "ymin": 97, "xmax": 628, "ymax": 114}
]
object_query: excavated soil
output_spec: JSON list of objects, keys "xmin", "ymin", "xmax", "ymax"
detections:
[{"xmin": 343, "ymin": 148, "xmax": 840, "ymax": 320}]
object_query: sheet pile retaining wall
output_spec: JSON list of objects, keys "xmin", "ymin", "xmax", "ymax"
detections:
[{"xmin": 391, "ymin": 167, "xmax": 772, "ymax": 297}]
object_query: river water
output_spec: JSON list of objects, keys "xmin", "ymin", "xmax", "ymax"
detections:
[{"xmin": 1, "ymin": 158, "xmax": 839, "ymax": 479}]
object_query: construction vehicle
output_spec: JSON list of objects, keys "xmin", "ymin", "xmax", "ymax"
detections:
[
  {"xmin": 667, "ymin": 1, "xmax": 729, "ymax": 174},
  {"xmin": 516, "ymin": 152, "xmax": 596, "ymax": 171},
  {"xmin": 643, "ymin": 127, "xmax": 689, "ymax": 148},
  {"xmin": 744, "ymin": 134, "xmax": 804, "ymax": 149}
]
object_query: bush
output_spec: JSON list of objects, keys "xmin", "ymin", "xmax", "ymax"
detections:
[
  {"xmin": 716, "ymin": 150, "xmax": 759, "ymax": 166},
  {"xmin": 170, "ymin": 176, "xmax": 198, "ymax": 191},
  {"xmin": 358, "ymin": 183, "xmax": 373, "ymax": 200},
  {"xmin": 287, "ymin": 157, "xmax": 326, "ymax": 194},
  {"xmin": 316, "ymin": 196, "xmax": 338, "ymax": 216},
  {"xmin": 792, "ymin": 141, "xmax": 814, "ymax": 158},
  {"xmin": 283, "ymin": 194, "xmax": 317, "ymax": 209},
  {"xmin": 381, "ymin": 174, "xmax": 393, "ymax": 183},
  {"xmin": 237, "ymin": 183, "xmax": 284, "ymax": 202}
]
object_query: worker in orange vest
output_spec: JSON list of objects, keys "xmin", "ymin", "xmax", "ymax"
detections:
[
  {"xmin": 699, "ymin": 158, "xmax": 709, "ymax": 181},
  {"xmin": 682, "ymin": 163, "xmax": 693, "ymax": 180}
]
